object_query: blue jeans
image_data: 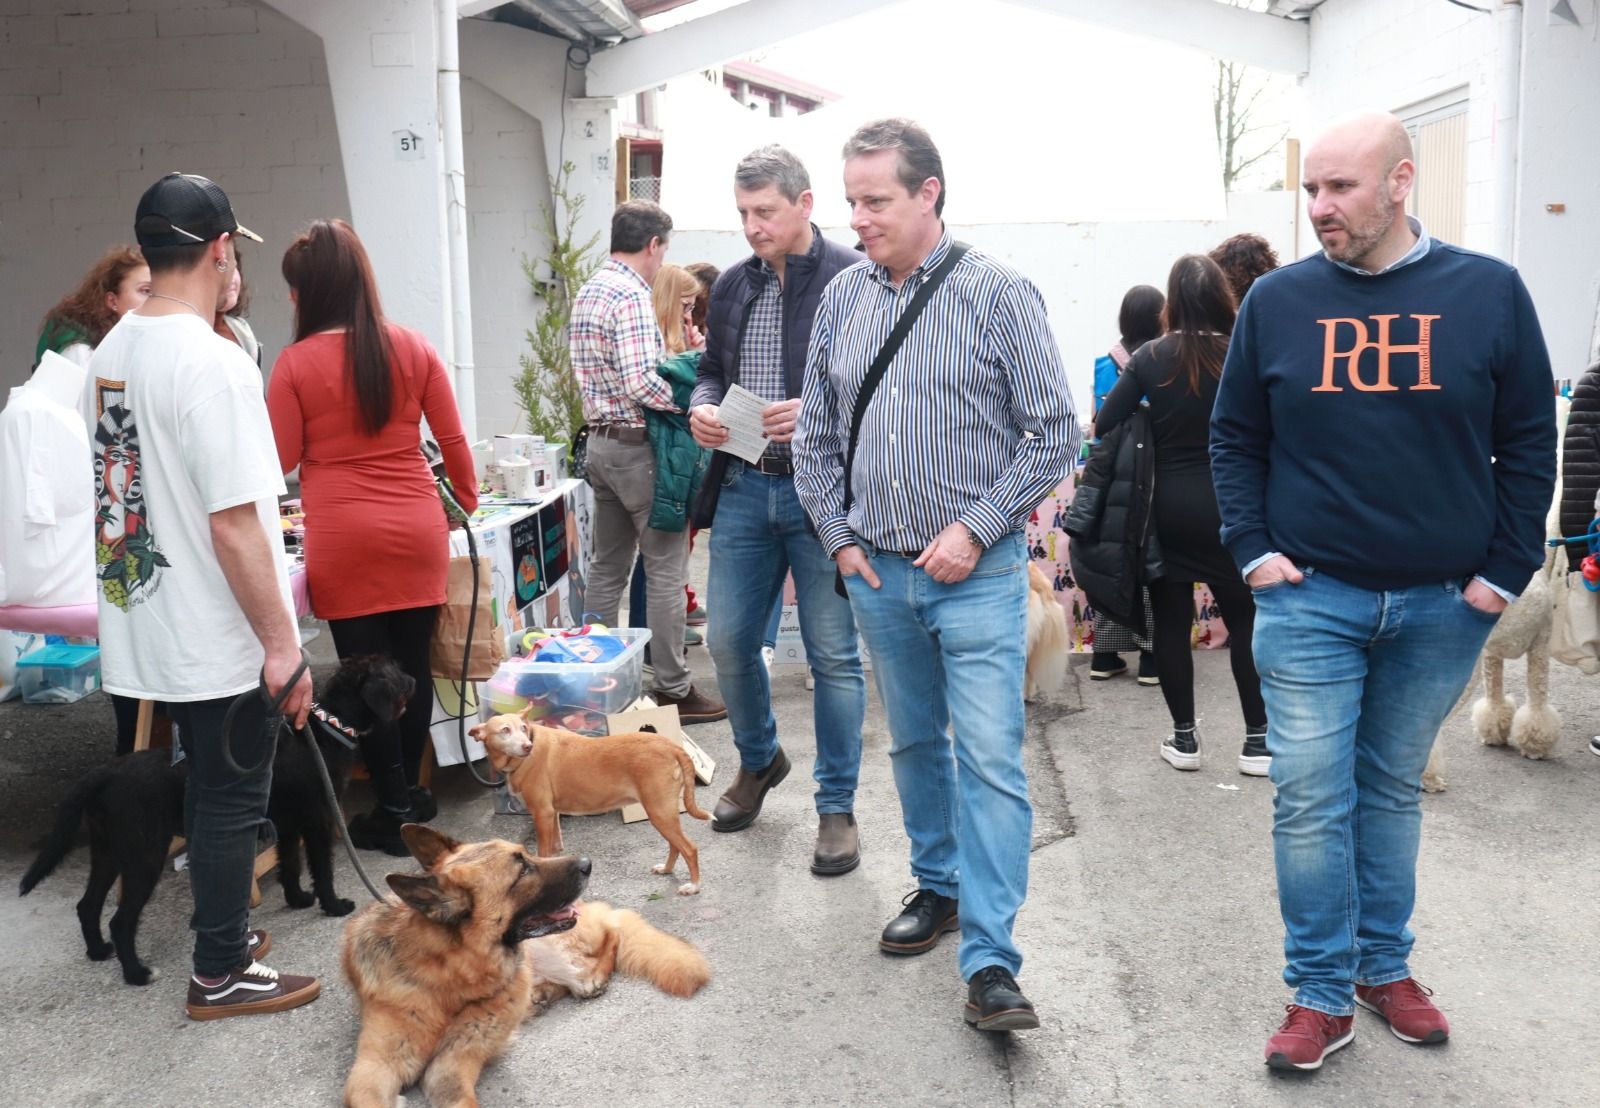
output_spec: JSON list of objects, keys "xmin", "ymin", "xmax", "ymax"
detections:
[
  {"xmin": 843, "ymin": 533, "xmax": 1032, "ymax": 980},
  {"xmin": 1251, "ymin": 567, "xmax": 1499, "ymax": 1015},
  {"xmin": 706, "ymin": 466, "xmax": 865, "ymax": 812}
]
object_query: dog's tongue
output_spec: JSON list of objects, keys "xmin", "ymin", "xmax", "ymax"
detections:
[{"xmin": 547, "ymin": 904, "xmax": 578, "ymax": 922}]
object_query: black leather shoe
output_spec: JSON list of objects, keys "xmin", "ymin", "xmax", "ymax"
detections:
[
  {"xmin": 347, "ymin": 808, "xmax": 414, "ymax": 857},
  {"xmin": 408, "ymin": 785, "xmax": 438, "ymax": 823},
  {"xmin": 964, "ymin": 965, "xmax": 1040, "ymax": 1032},
  {"xmin": 879, "ymin": 889, "xmax": 959, "ymax": 954}
]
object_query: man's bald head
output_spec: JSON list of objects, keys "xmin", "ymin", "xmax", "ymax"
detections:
[{"xmin": 1310, "ymin": 112, "xmax": 1414, "ymax": 177}]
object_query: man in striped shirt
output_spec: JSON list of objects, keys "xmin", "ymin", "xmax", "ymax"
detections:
[
  {"xmin": 571, "ymin": 199, "xmax": 724, "ymax": 723},
  {"xmin": 794, "ymin": 119, "xmax": 1078, "ymax": 1032}
]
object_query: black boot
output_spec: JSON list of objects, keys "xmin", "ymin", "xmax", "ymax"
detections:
[{"xmin": 347, "ymin": 806, "xmax": 414, "ymax": 856}]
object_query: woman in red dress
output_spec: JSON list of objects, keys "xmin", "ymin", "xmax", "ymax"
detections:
[{"xmin": 266, "ymin": 219, "xmax": 477, "ymax": 855}]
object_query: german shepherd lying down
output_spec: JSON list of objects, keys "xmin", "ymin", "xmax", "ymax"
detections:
[
  {"xmin": 343, "ymin": 825, "xmax": 710, "ymax": 1108},
  {"xmin": 18, "ymin": 655, "xmax": 413, "ymax": 985}
]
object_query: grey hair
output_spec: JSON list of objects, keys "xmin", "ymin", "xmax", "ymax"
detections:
[
  {"xmin": 733, "ymin": 145, "xmax": 811, "ymax": 202},
  {"xmin": 842, "ymin": 118, "xmax": 946, "ymax": 216}
]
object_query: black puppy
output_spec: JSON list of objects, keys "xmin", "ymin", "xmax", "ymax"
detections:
[{"xmin": 19, "ymin": 655, "xmax": 413, "ymax": 986}]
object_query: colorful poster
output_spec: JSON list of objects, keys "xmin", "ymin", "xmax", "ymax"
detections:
[
  {"xmin": 1025, "ymin": 468, "xmax": 1228, "ymax": 652},
  {"xmin": 509, "ymin": 512, "xmax": 543, "ymax": 606},
  {"xmin": 538, "ymin": 497, "xmax": 569, "ymax": 587}
]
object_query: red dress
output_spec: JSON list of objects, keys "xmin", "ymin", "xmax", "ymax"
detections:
[{"xmin": 266, "ymin": 324, "xmax": 478, "ymax": 621}]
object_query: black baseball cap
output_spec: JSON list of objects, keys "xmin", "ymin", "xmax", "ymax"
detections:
[{"xmin": 134, "ymin": 172, "xmax": 263, "ymax": 249}]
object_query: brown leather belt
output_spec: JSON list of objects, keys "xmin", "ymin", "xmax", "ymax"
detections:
[{"xmin": 591, "ymin": 423, "xmax": 647, "ymax": 444}]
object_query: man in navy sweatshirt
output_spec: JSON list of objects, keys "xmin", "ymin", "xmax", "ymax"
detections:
[{"xmin": 1210, "ymin": 112, "xmax": 1555, "ymax": 1072}]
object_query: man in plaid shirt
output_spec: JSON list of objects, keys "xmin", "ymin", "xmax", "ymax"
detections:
[{"xmin": 570, "ymin": 200, "xmax": 725, "ymax": 722}]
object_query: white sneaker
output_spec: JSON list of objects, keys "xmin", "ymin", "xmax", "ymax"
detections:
[
  {"xmin": 1160, "ymin": 728, "xmax": 1201, "ymax": 771},
  {"xmin": 805, "ymin": 668, "xmax": 815, "ymax": 691},
  {"xmin": 762, "ymin": 646, "xmax": 775, "ymax": 671}
]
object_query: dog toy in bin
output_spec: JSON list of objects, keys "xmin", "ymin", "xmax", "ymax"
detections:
[{"xmin": 521, "ymin": 624, "xmax": 608, "ymax": 656}]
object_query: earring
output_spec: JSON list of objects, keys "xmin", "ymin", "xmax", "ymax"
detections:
[{"xmin": 216, "ymin": 261, "xmax": 229, "ymax": 273}]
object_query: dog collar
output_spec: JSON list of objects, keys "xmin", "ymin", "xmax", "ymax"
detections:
[{"xmin": 306, "ymin": 702, "xmax": 368, "ymax": 749}]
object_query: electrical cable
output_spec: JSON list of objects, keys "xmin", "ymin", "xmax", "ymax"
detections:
[{"xmin": 1443, "ymin": 0, "xmax": 1492, "ymax": 14}]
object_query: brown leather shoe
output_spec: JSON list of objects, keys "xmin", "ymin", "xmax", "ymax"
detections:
[
  {"xmin": 811, "ymin": 812, "xmax": 860, "ymax": 876},
  {"xmin": 655, "ymin": 685, "xmax": 727, "ymax": 724},
  {"xmin": 711, "ymin": 747, "xmax": 790, "ymax": 831}
]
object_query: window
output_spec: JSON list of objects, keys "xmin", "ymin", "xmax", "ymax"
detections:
[{"xmin": 1402, "ymin": 93, "xmax": 1468, "ymax": 245}]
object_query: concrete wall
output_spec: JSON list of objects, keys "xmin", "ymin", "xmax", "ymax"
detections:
[
  {"xmin": 1516, "ymin": 2, "xmax": 1600, "ymax": 372},
  {"xmin": 1302, "ymin": 0, "xmax": 1600, "ymax": 376},
  {"xmin": 668, "ymin": 190, "xmax": 1298, "ymax": 415},
  {"xmin": 0, "ymin": 0, "xmax": 349, "ymax": 394},
  {"xmin": 461, "ymin": 77, "xmax": 548, "ymax": 439}
]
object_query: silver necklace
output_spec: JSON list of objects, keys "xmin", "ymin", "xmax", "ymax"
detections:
[{"xmin": 146, "ymin": 291, "xmax": 205, "ymax": 317}]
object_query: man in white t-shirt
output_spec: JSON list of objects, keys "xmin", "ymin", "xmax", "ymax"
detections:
[{"xmin": 90, "ymin": 173, "xmax": 318, "ymax": 1020}]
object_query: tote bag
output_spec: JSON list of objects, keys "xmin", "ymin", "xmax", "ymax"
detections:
[
  {"xmin": 430, "ymin": 554, "xmax": 505, "ymax": 680},
  {"xmin": 1547, "ymin": 546, "xmax": 1600, "ymax": 674}
]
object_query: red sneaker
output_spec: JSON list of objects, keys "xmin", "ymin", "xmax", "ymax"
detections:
[
  {"xmin": 1264, "ymin": 1005, "xmax": 1355, "ymax": 1071},
  {"xmin": 1355, "ymin": 978, "xmax": 1450, "ymax": 1044}
]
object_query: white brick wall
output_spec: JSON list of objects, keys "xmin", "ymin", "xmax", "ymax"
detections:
[
  {"xmin": 0, "ymin": 0, "xmax": 349, "ymax": 393},
  {"xmin": 1303, "ymin": 0, "xmax": 1496, "ymax": 250}
]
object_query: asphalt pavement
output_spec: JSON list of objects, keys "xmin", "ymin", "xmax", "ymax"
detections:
[{"xmin": 2, "ymin": 602, "xmax": 1596, "ymax": 1106}]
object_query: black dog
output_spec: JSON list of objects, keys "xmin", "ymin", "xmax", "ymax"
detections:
[{"xmin": 19, "ymin": 655, "xmax": 414, "ymax": 985}]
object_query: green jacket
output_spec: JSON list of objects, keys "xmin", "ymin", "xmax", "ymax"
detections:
[{"xmin": 644, "ymin": 350, "xmax": 711, "ymax": 532}]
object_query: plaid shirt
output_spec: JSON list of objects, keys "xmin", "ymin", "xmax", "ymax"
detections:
[
  {"xmin": 741, "ymin": 264, "xmax": 788, "ymax": 458},
  {"xmin": 570, "ymin": 259, "xmax": 674, "ymax": 426}
]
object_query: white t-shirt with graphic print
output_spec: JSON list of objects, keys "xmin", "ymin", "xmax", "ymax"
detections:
[{"xmin": 88, "ymin": 311, "xmax": 291, "ymax": 702}]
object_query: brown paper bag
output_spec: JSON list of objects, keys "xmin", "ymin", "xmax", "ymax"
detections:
[{"xmin": 430, "ymin": 555, "xmax": 504, "ymax": 680}]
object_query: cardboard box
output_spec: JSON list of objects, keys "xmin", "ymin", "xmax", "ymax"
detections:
[{"xmin": 605, "ymin": 704, "xmax": 715, "ymax": 824}]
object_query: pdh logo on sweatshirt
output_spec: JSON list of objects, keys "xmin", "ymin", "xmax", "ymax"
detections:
[{"xmin": 1313, "ymin": 314, "xmax": 1442, "ymax": 393}]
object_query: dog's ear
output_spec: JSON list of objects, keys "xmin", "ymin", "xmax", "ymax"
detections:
[
  {"xmin": 468, "ymin": 721, "xmax": 487, "ymax": 742},
  {"xmin": 401, "ymin": 823, "xmax": 460, "ymax": 869},
  {"xmin": 386, "ymin": 873, "xmax": 471, "ymax": 924}
]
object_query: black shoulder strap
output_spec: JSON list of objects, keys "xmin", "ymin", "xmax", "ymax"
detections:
[{"xmin": 841, "ymin": 242, "xmax": 969, "ymax": 511}]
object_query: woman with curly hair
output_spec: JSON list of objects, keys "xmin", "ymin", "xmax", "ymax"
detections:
[
  {"xmin": 1208, "ymin": 232, "xmax": 1280, "ymax": 306},
  {"xmin": 34, "ymin": 246, "xmax": 151, "ymax": 373}
]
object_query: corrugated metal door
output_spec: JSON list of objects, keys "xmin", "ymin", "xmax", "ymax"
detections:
[{"xmin": 1407, "ymin": 109, "xmax": 1467, "ymax": 244}]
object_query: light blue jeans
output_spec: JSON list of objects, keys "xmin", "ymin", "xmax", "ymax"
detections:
[
  {"xmin": 706, "ymin": 466, "xmax": 865, "ymax": 812},
  {"xmin": 1251, "ymin": 567, "xmax": 1499, "ymax": 1015},
  {"xmin": 843, "ymin": 533, "xmax": 1032, "ymax": 980}
]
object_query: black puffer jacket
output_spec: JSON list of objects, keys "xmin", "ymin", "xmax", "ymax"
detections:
[
  {"xmin": 1560, "ymin": 361, "xmax": 1600, "ymax": 562},
  {"xmin": 1065, "ymin": 408, "xmax": 1161, "ymax": 629},
  {"xmin": 688, "ymin": 228, "xmax": 861, "ymax": 526}
]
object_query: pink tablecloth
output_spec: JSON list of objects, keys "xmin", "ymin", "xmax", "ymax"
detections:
[{"xmin": 0, "ymin": 564, "xmax": 311, "ymax": 639}]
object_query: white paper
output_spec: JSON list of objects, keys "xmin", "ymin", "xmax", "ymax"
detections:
[{"xmin": 714, "ymin": 384, "xmax": 772, "ymax": 464}]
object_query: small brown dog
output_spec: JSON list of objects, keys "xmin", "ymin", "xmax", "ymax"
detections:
[{"xmin": 474, "ymin": 713, "xmax": 710, "ymax": 895}]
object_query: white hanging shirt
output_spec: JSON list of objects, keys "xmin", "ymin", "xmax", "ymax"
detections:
[
  {"xmin": 0, "ymin": 358, "xmax": 96, "ymax": 608},
  {"xmin": 87, "ymin": 312, "xmax": 290, "ymax": 702}
]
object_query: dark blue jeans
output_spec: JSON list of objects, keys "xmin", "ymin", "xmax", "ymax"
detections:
[{"xmin": 170, "ymin": 692, "xmax": 278, "ymax": 977}]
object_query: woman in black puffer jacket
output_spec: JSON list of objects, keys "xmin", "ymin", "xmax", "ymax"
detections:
[{"xmin": 1560, "ymin": 361, "xmax": 1600, "ymax": 565}]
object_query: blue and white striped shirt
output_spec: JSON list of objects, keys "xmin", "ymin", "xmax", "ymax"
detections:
[{"xmin": 794, "ymin": 231, "xmax": 1079, "ymax": 556}]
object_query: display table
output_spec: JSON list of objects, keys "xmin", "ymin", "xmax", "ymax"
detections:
[
  {"xmin": 428, "ymin": 478, "xmax": 594, "ymax": 767},
  {"xmin": 1024, "ymin": 467, "xmax": 1229, "ymax": 651}
]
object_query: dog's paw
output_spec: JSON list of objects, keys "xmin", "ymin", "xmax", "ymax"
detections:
[
  {"xmin": 123, "ymin": 964, "xmax": 155, "ymax": 986},
  {"xmin": 322, "ymin": 897, "xmax": 357, "ymax": 917},
  {"xmin": 677, "ymin": 881, "xmax": 700, "ymax": 896},
  {"xmin": 85, "ymin": 940, "xmax": 115, "ymax": 961},
  {"xmin": 570, "ymin": 976, "xmax": 610, "ymax": 1000},
  {"xmin": 283, "ymin": 887, "xmax": 315, "ymax": 910},
  {"xmin": 1420, "ymin": 769, "xmax": 1448, "ymax": 793},
  {"xmin": 650, "ymin": 863, "xmax": 673, "ymax": 876}
]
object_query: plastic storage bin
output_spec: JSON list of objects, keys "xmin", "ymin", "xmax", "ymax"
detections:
[
  {"xmin": 490, "ymin": 627, "xmax": 650, "ymax": 715},
  {"xmin": 16, "ymin": 644, "xmax": 101, "ymax": 704}
]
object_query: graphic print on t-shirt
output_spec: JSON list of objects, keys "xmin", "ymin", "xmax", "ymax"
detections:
[{"xmin": 92, "ymin": 380, "xmax": 170, "ymax": 610}]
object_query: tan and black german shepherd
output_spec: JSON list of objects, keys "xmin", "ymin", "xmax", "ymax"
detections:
[{"xmin": 342, "ymin": 824, "xmax": 709, "ymax": 1108}]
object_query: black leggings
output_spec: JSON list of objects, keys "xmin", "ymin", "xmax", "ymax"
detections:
[
  {"xmin": 1148, "ymin": 577, "xmax": 1267, "ymax": 730},
  {"xmin": 328, "ymin": 606, "xmax": 438, "ymax": 814}
]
